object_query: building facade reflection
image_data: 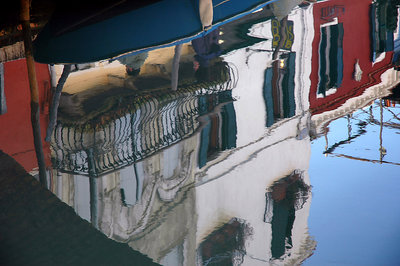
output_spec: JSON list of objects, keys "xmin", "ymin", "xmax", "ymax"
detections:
[
  {"xmin": 45, "ymin": 3, "xmax": 317, "ymax": 265},
  {"xmin": 309, "ymin": 0, "xmax": 397, "ymax": 116},
  {"xmin": 2, "ymin": 0, "xmax": 400, "ymax": 265},
  {"xmin": 310, "ymin": 0, "xmax": 400, "ymax": 136},
  {"xmin": 0, "ymin": 59, "xmax": 52, "ymax": 175}
]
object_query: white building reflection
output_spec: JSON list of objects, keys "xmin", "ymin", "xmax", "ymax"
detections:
[{"xmin": 48, "ymin": 5, "xmax": 318, "ymax": 265}]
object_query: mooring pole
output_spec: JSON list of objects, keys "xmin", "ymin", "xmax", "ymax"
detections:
[
  {"xmin": 20, "ymin": 0, "xmax": 48, "ymax": 186},
  {"xmin": 45, "ymin": 64, "xmax": 71, "ymax": 142},
  {"xmin": 171, "ymin": 44, "xmax": 183, "ymax": 91}
]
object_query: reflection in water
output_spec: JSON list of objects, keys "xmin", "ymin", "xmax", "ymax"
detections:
[
  {"xmin": 264, "ymin": 52, "xmax": 296, "ymax": 127},
  {"xmin": 1, "ymin": 0, "xmax": 400, "ymax": 264},
  {"xmin": 117, "ymin": 52, "xmax": 149, "ymax": 77},
  {"xmin": 32, "ymin": 0, "xmax": 279, "ymax": 64},
  {"xmin": 0, "ymin": 150, "xmax": 158, "ymax": 265},
  {"xmin": 321, "ymin": 98, "xmax": 400, "ymax": 166},
  {"xmin": 44, "ymin": 3, "xmax": 316, "ymax": 264},
  {"xmin": 264, "ymin": 170, "xmax": 311, "ymax": 261},
  {"xmin": 317, "ymin": 22, "xmax": 343, "ymax": 97},
  {"xmin": 198, "ymin": 93, "xmax": 237, "ymax": 168},
  {"xmin": 51, "ymin": 88, "xmax": 235, "ymax": 177},
  {"xmin": 198, "ymin": 218, "xmax": 253, "ymax": 265}
]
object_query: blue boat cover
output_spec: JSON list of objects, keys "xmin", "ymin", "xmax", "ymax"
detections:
[{"xmin": 33, "ymin": 0, "xmax": 277, "ymax": 64}]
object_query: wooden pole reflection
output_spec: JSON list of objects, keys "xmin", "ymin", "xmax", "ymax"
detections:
[{"xmin": 20, "ymin": 0, "xmax": 47, "ymax": 186}]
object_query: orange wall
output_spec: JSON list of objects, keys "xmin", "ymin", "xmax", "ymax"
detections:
[{"xmin": 0, "ymin": 59, "xmax": 51, "ymax": 172}]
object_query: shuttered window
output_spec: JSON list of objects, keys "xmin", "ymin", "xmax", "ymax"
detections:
[{"xmin": 317, "ymin": 23, "xmax": 344, "ymax": 98}]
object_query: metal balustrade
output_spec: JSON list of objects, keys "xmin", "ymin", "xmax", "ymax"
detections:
[{"xmin": 51, "ymin": 67, "xmax": 238, "ymax": 177}]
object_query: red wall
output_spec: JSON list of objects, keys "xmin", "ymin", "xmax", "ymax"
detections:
[
  {"xmin": 309, "ymin": 0, "xmax": 393, "ymax": 114},
  {"xmin": 0, "ymin": 59, "xmax": 51, "ymax": 172}
]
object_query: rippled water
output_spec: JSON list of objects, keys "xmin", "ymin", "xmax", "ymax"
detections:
[
  {"xmin": 306, "ymin": 100, "xmax": 400, "ymax": 265},
  {"xmin": 1, "ymin": 0, "xmax": 400, "ymax": 265}
]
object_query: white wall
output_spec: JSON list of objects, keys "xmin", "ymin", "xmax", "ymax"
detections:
[{"xmin": 194, "ymin": 6, "xmax": 316, "ymax": 264}]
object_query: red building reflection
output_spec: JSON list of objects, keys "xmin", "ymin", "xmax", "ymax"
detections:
[
  {"xmin": 0, "ymin": 59, "xmax": 51, "ymax": 172},
  {"xmin": 309, "ymin": 0, "xmax": 395, "ymax": 115}
]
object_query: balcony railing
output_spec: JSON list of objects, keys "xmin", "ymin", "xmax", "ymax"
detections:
[{"xmin": 51, "ymin": 68, "xmax": 237, "ymax": 177}]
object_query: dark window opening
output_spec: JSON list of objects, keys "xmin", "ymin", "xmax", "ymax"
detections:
[
  {"xmin": 0, "ymin": 63, "xmax": 6, "ymax": 115},
  {"xmin": 197, "ymin": 218, "xmax": 253, "ymax": 265},
  {"xmin": 371, "ymin": 1, "xmax": 395, "ymax": 62},
  {"xmin": 198, "ymin": 91, "xmax": 237, "ymax": 168},
  {"xmin": 264, "ymin": 170, "xmax": 311, "ymax": 259},
  {"xmin": 263, "ymin": 52, "xmax": 296, "ymax": 127},
  {"xmin": 317, "ymin": 23, "xmax": 344, "ymax": 98}
]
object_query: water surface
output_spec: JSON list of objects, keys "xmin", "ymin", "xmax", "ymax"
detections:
[{"xmin": 1, "ymin": 0, "xmax": 400, "ymax": 265}]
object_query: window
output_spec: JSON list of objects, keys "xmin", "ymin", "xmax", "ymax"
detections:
[
  {"xmin": 197, "ymin": 218, "xmax": 251, "ymax": 265},
  {"xmin": 198, "ymin": 91, "xmax": 237, "ymax": 168},
  {"xmin": 317, "ymin": 23, "xmax": 344, "ymax": 98},
  {"xmin": 263, "ymin": 52, "xmax": 296, "ymax": 127},
  {"xmin": 371, "ymin": 1, "xmax": 395, "ymax": 62}
]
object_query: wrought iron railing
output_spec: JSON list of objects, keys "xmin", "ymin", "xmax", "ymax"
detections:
[{"xmin": 51, "ymin": 66, "xmax": 238, "ymax": 177}]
